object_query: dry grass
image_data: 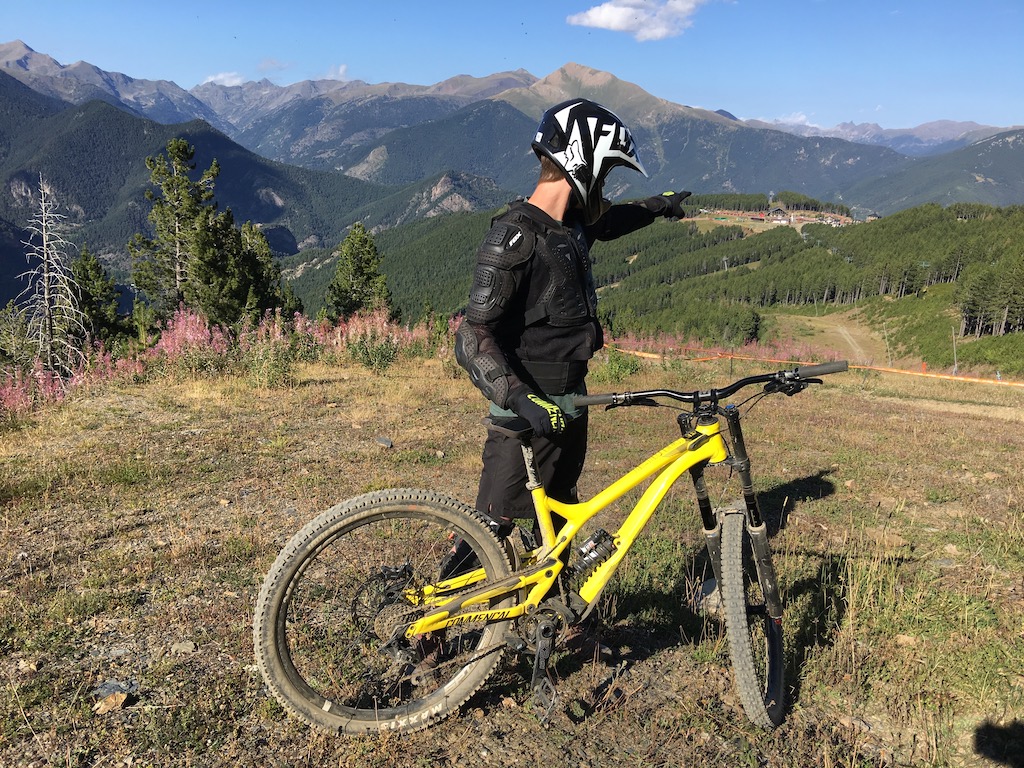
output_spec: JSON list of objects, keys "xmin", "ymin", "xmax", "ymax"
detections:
[{"xmin": 1, "ymin": 353, "xmax": 1022, "ymax": 767}]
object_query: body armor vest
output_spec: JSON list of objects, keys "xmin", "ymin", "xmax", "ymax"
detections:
[{"xmin": 501, "ymin": 204, "xmax": 598, "ymax": 329}]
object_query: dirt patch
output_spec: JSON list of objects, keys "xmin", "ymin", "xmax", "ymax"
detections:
[
  {"xmin": 772, "ymin": 310, "xmax": 890, "ymax": 366},
  {"xmin": 868, "ymin": 393, "xmax": 1024, "ymax": 423}
]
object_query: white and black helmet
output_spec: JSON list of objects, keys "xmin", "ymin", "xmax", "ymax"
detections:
[{"xmin": 532, "ymin": 99, "xmax": 648, "ymax": 223}]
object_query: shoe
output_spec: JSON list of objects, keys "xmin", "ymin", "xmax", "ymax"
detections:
[
  {"xmin": 439, "ymin": 514, "xmax": 516, "ymax": 580},
  {"xmin": 438, "ymin": 537, "xmax": 480, "ymax": 579}
]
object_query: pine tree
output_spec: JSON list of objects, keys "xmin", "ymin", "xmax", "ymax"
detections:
[
  {"xmin": 129, "ymin": 139, "xmax": 293, "ymax": 327},
  {"xmin": 280, "ymin": 282, "xmax": 304, "ymax": 318},
  {"xmin": 188, "ymin": 217, "xmax": 292, "ymax": 326},
  {"xmin": 71, "ymin": 246, "xmax": 123, "ymax": 345},
  {"xmin": 129, "ymin": 138, "xmax": 219, "ymax": 319},
  {"xmin": 325, "ymin": 223, "xmax": 392, "ymax": 322}
]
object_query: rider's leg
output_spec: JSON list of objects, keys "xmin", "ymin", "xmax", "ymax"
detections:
[{"xmin": 475, "ymin": 411, "xmax": 589, "ymax": 544}]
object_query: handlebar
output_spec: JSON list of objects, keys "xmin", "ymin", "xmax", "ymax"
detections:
[
  {"xmin": 573, "ymin": 360, "xmax": 848, "ymax": 409},
  {"xmin": 790, "ymin": 360, "xmax": 849, "ymax": 378}
]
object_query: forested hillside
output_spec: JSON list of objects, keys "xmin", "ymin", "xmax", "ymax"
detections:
[
  {"xmin": 284, "ymin": 208, "xmax": 495, "ymax": 319},
  {"xmin": 0, "ymin": 70, "xmax": 389, "ymax": 267},
  {"xmin": 0, "ymin": 71, "xmax": 504, "ymax": 272},
  {"xmin": 325, "ymin": 201, "xmax": 1024, "ymax": 372},
  {"xmin": 843, "ymin": 129, "xmax": 1024, "ymax": 213},
  {"xmin": 3, "ymin": 50, "xmax": 1024, "ymax": 377},
  {"xmin": 596, "ymin": 203, "xmax": 1024, "ymax": 345}
]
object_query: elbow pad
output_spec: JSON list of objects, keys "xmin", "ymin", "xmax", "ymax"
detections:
[{"xmin": 454, "ymin": 322, "xmax": 513, "ymax": 408}]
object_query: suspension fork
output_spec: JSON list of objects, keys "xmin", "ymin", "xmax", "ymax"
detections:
[
  {"xmin": 690, "ymin": 461, "xmax": 725, "ymax": 591},
  {"xmin": 682, "ymin": 409, "xmax": 728, "ymax": 590},
  {"xmin": 721, "ymin": 405, "xmax": 762, "ymax": 527},
  {"xmin": 721, "ymin": 405, "xmax": 784, "ymax": 619}
]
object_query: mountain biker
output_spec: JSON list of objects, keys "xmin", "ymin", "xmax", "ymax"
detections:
[{"xmin": 454, "ymin": 98, "xmax": 690, "ymax": 552}]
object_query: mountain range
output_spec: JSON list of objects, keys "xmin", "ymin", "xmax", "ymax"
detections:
[
  {"xmin": 741, "ymin": 117, "xmax": 1018, "ymax": 157},
  {"xmin": 2, "ymin": 38, "xmax": 1023, "ymax": 306}
]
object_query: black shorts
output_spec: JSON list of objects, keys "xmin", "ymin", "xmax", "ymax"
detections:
[{"xmin": 474, "ymin": 411, "xmax": 588, "ymax": 521}]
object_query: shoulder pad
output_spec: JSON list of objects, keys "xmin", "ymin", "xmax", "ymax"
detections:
[{"xmin": 476, "ymin": 218, "xmax": 534, "ymax": 269}]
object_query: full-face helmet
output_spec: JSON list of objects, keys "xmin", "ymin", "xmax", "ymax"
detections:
[{"xmin": 532, "ymin": 99, "xmax": 648, "ymax": 224}]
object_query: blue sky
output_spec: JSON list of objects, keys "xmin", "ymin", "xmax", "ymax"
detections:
[{"xmin": 4, "ymin": 0, "xmax": 1023, "ymax": 129}]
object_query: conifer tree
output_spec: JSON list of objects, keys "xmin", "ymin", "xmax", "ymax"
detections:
[
  {"xmin": 325, "ymin": 222, "xmax": 392, "ymax": 321},
  {"xmin": 129, "ymin": 138, "xmax": 293, "ymax": 327},
  {"xmin": 129, "ymin": 138, "xmax": 219, "ymax": 319},
  {"xmin": 71, "ymin": 246, "xmax": 123, "ymax": 344},
  {"xmin": 189, "ymin": 217, "xmax": 290, "ymax": 326}
]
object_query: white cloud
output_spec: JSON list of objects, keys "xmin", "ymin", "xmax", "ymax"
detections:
[
  {"xmin": 202, "ymin": 71, "xmax": 245, "ymax": 87},
  {"xmin": 567, "ymin": 0, "xmax": 710, "ymax": 42},
  {"xmin": 775, "ymin": 112, "xmax": 819, "ymax": 127},
  {"xmin": 322, "ymin": 64, "xmax": 350, "ymax": 81}
]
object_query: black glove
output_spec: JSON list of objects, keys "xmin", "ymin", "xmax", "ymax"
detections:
[
  {"xmin": 510, "ymin": 388, "xmax": 566, "ymax": 437},
  {"xmin": 642, "ymin": 190, "xmax": 692, "ymax": 219}
]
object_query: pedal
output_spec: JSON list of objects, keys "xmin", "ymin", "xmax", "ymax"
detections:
[
  {"xmin": 531, "ymin": 676, "xmax": 558, "ymax": 724},
  {"xmin": 528, "ymin": 618, "xmax": 559, "ymax": 725}
]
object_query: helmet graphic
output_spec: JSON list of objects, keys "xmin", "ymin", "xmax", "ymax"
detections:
[{"xmin": 532, "ymin": 99, "xmax": 648, "ymax": 224}]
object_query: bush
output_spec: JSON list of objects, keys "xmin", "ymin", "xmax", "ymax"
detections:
[
  {"xmin": 348, "ymin": 330, "xmax": 399, "ymax": 373},
  {"xmin": 151, "ymin": 306, "xmax": 233, "ymax": 379},
  {"xmin": 590, "ymin": 347, "xmax": 643, "ymax": 384},
  {"xmin": 238, "ymin": 311, "xmax": 296, "ymax": 388}
]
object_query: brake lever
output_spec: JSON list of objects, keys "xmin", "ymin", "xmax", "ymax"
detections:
[{"xmin": 764, "ymin": 379, "xmax": 817, "ymax": 396}]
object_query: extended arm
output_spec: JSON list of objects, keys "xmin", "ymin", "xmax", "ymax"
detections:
[{"xmin": 588, "ymin": 191, "xmax": 691, "ymax": 242}]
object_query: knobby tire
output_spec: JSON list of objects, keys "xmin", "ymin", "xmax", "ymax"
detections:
[
  {"xmin": 253, "ymin": 489, "xmax": 514, "ymax": 734},
  {"xmin": 719, "ymin": 510, "xmax": 786, "ymax": 728}
]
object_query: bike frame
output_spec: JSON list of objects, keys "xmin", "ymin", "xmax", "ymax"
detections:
[{"xmin": 403, "ymin": 411, "xmax": 736, "ymax": 639}]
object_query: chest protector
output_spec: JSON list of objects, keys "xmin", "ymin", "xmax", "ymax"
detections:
[{"xmin": 506, "ymin": 205, "xmax": 597, "ymax": 329}]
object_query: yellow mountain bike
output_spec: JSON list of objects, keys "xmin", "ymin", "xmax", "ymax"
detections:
[{"xmin": 253, "ymin": 361, "xmax": 848, "ymax": 734}]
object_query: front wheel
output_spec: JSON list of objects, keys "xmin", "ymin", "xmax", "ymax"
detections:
[
  {"xmin": 719, "ymin": 510, "xmax": 785, "ymax": 728},
  {"xmin": 253, "ymin": 489, "xmax": 515, "ymax": 735}
]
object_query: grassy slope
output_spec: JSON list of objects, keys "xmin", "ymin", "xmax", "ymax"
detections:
[
  {"xmin": 1, "ymin": 354, "xmax": 1022, "ymax": 766},
  {"xmin": 764, "ymin": 282, "xmax": 1024, "ymax": 377}
]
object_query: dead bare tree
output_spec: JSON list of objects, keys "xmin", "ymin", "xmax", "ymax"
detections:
[{"xmin": 19, "ymin": 175, "xmax": 86, "ymax": 377}]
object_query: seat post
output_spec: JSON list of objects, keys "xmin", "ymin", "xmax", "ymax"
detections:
[{"xmin": 520, "ymin": 440, "xmax": 542, "ymax": 491}]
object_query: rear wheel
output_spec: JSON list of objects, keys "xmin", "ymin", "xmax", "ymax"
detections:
[
  {"xmin": 719, "ymin": 510, "xmax": 785, "ymax": 728},
  {"xmin": 253, "ymin": 489, "xmax": 514, "ymax": 734}
]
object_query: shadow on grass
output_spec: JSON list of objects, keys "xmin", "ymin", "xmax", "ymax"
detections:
[
  {"xmin": 782, "ymin": 552, "xmax": 847, "ymax": 703},
  {"xmin": 975, "ymin": 720, "xmax": 1024, "ymax": 768},
  {"xmin": 757, "ymin": 468, "xmax": 838, "ymax": 536},
  {"xmin": 558, "ymin": 470, "xmax": 847, "ymax": 720}
]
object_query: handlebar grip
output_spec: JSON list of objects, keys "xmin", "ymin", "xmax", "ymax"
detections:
[
  {"xmin": 793, "ymin": 360, "xmax": 848, "ymax": 378},
  {"xmin": 572, "ymin": 393, "xmax": 617, "ymax": 407}
]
